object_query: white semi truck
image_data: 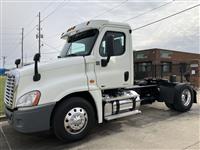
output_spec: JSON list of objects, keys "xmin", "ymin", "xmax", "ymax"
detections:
[{"xmin": 4, "ymin": 20, "xmax": 197, "ymax": 142}]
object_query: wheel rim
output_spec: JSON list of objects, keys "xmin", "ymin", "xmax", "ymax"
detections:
[
  {"xmin": 181, "ymin": 89, "xmax": 191, "ymax": 106},
  {"xmin": 64, "ymin": 107, "xmax": 88, "ymax": 135}
]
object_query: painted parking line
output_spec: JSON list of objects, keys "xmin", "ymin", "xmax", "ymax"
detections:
[{"xmin": 0, "ymin": 121, "xmax": 12, "ymax": 150}]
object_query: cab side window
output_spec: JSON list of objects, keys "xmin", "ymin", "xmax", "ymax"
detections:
[{"xmin": 100, "ymin": 31, "xmax": 125, "ymax": 57}]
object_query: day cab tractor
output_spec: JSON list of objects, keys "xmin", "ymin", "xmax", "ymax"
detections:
[{"xmin": 4, "ymin": 20, "xmax": 197, "ymax": 142}]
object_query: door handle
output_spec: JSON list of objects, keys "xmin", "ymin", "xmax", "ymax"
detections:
[
  {"xmin": 124, "ymin": 71, "xmax": 129, "ymax": 82},
  {"xmin": 96, "ymin": 61, "xmax": 100, "ymax": 66}
]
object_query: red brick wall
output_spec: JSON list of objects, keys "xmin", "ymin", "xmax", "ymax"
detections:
[{"xmin": 134, "ymin": 49, "xmax": 200, "ymax": 88}]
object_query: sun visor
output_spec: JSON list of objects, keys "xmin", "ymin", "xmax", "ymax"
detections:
[{"xmin": 61, "ymin": 26, "xmax": 95, "ymax": 39}]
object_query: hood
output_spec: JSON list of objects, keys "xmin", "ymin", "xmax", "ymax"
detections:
[
  {"xmin": 16, "ymin": 57, "xmax": 84, "ymax": 77},
  {"xmin": 7, "ymin": 56, "xmax": 88, "ymax": 108}
]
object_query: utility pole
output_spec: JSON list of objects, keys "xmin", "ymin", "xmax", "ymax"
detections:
[
  {"xmin": 21, "ymin": 28, "xmax": 24, "ymax": 66},
  {"xmin": 36, "ymin": 12, "xmax": 43, "ymax": 55},
  {"xmin": 38, "ymin": 12, "xmax": 41, "ymax": 54}
]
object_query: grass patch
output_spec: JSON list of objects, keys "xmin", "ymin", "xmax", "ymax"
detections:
[{"xmin": 0, "ymin": 76, "xmax": 6, "ymax": 115}]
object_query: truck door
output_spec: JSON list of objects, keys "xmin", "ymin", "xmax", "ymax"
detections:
[{"xmin": 95, "ymin": 27, "xmax": 132, "ymax": 89}]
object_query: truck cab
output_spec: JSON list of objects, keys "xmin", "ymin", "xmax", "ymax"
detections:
[
  {"xmin": 4, "ymin": 20, "xmax": 197, "ymax": 142},
  {"xmin": 60, "ymin": 20, "xmax": 133, "ymax": 89}
]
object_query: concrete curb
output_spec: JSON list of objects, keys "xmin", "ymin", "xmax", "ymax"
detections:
[{"xmin": 0, "ymin": 115, "xmax": 7, "ymax": 122}]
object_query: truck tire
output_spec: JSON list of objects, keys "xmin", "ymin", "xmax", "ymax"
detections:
[
  {"xmin": 52, "ymin": 97, "xmax": 95, "ymax": 142},
  {"xmin": 165, "ymin": 102, "xmax": 175, "ymax": 110},
  {"xmin": 173, "ymin": 85, "xmax": 194, "ymax": 112}
]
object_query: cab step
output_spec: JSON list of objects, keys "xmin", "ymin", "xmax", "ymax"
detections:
[{"xmin": 104, "ymin": 110, "xmax": 141, "ymax": 121}]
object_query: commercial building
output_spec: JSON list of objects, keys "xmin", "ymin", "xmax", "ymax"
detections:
[{"xmin": 134, "ymin": 48, "xmax": 200, "ymax": 89}]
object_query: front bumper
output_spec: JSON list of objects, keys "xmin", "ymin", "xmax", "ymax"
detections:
[{"xmin": 4, "ymin": 103, "xmax": 55, "ymax": 133}]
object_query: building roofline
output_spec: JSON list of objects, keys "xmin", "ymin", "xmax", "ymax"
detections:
[{"xmin": 135, "ymin": 48, "xmax": 200, "ymax": 55}]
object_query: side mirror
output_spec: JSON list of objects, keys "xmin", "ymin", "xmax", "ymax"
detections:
[
  {"xmin": 15, "ymin": 59, "xmax": 21, "ymax": 68},
  {"xmin": 34, "ymin": 53, "xmax": 40, "ymax": 61},
  {"xmin": 105, "ymin": 35, "xmax": 114, "ymax": 56},
  {"xmin": 101, "ymin": 35, "xmax": 114, "ymax": 67}
]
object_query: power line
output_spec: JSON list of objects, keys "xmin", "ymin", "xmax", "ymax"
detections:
[
  {"xmin": 24, "ymin": 25, "xmax": 37, "ymax": 39},
  {"xmin": 21, "ymin": 5, "xmax": 51, "ymax": 56},
  {"xmin": 6, "ymin": 2, "xmax": 57, "ymax": 63},
  {"xmin": 124, "ymin": 0, "xmax": 174, "ymax": 22},
  {"xmin": 41, "ymin": 0, "xmax": 68, "ymax": 22},
  {"xmin": 45, "ymin": 33, "xmax": 61, "ymax": 39},
  {"xmin": 24, "ymin": 15, "xmax": 37, "ymax": 29},
  {"xmin": 7, "ymin": 5, "xmax": 48, "ymax": 38},
  {"xmin": 92, "ymin": 0, "xmax": 128, "ymax": 19},
  {"xmin": 20, "ymin": 2, "xmax": 54, "ymax": 40},
  {"xmin": 23, "ymin": 2, "xmax": 54, "ymax": 29},
  {"xmin": 8, "ymin": 43, "xmax": 21, "ymax": 58},
  {"xmin": 40, "ymin": 1, "xmax": 54, "ymax": 13},
  {"xmin": 169, "ymin": 20, "xmax": 197, "ymax": 43},
  {"xmin": 132, "ymin": 4, "xmax": 200, "ymax": 31},
  {"xmin": 3, "ymin": 28, "xmax": 20, "ymax": 54},
  {"xmin": 21, "ymin": 2, "xmax": 54, "ymax": 37},
  {"xmin": 42, "ymin": 41, "xmax": 61, "ymax": 51},
  {"xmin": 42, "ymin": 51, "xmax": 59, "ymax": 54},
  {"xmin": 5, "ymin": 31, "xmax": 21, "ymax": 61}
]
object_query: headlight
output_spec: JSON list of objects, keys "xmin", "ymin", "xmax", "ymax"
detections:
[{"xmin": 16, "ymin": 91, "xmax": 41, "ymax": 108}]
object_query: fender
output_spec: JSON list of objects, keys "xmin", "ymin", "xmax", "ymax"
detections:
[
  {"xmin": 159, "ymin": 82, "xmax": 197, "ymax": 104},
  {"xmin": 51, "ymin": 90, "xmax": 103, "ymax": 124},
  {"xmin": 89, "ymin": 90, "xmax": 103, "ymax": 123}
]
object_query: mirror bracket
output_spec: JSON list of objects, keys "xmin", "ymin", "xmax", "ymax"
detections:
[
  {"xmin": 33, "ymin": 53, "xmax": 41, "ymax": 82},
  {"xmin": 101, "ymin": 59, "xmax": 108, "ymax": 67}
]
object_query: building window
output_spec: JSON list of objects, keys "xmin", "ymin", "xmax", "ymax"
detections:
[
  {"xmin": 162, "ymin": 62, "xmax": 172, "ymax": 73},
  {"xmin": 136, "ymin": 62, "xmax": 152, "ymax": 72},
  {"xmin": 135, "ymin": 52, "xmax": 147, "ymax": 59}
]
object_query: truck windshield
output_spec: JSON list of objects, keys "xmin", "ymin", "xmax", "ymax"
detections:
[{"xmin": 60, "ymin": 29, "xmax": 99, "ymax": 57}]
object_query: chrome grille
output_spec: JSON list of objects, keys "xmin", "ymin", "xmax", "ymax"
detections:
[{"xmin": 4, "ymin": 74, "xmax": 16, "ymax": 108}]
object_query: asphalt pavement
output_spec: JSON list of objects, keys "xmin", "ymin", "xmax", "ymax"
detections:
[{"xmin": 0, "ymin": 92, "xmax": 199, "ymax": 150}]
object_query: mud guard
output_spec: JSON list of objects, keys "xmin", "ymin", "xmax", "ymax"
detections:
[{"xmin": 159, "ymin": 82, "xmax": 197, "ymax": 104}]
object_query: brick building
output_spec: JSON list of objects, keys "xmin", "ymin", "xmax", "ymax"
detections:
[{"xmin": 134, "ymin": 48, "xmax": 200, "ymax": 89}]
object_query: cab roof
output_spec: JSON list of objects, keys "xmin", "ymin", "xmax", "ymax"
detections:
[{"xmin": 61, "ymin": 20, "xmax": 131, "ymax": 39}]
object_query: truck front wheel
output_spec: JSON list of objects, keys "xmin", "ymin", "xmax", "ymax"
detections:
[
  {"xmin": 165, "ymin": 102, "xmax": 175, "ymax": 110},
  {"xmin": 52, "ymin": 97, "xmax": 95, "ymax": 142}
]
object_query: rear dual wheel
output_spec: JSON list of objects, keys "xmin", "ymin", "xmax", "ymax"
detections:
[{"xmin": 165, "ymin": 85, "xmax": 194, "ymax": 112}]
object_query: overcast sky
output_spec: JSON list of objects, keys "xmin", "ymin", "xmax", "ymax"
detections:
[{"xmin": 0, "ymin": 0, "xmax": 200, "ymax": 68}]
